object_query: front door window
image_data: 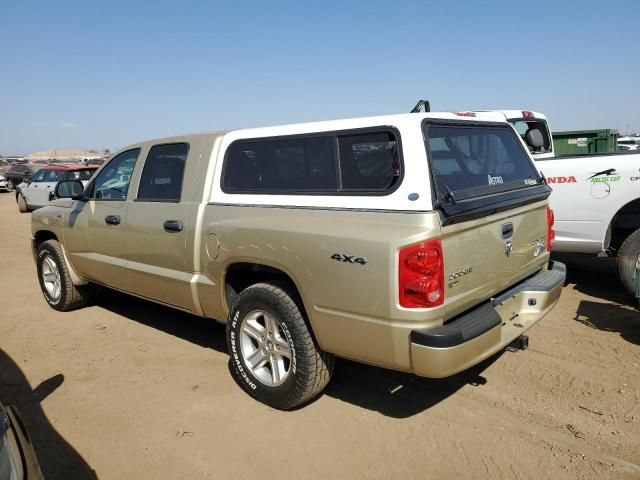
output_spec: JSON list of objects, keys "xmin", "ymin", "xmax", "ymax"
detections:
[{"xmin": 90, "ymin": 149, "xmax": 141, "ymax": 200}]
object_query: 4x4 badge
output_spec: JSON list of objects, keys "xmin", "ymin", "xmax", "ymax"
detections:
[
  {"xmin": 504, "ymin": 241, "xmax": 513, "ymax": 257},
  {"xmin": 331, "ymin": 253, "xmax": 367, "ymax": 265}
]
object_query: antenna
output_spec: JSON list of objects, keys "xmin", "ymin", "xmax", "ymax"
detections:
[{"xmin": 410, "ymin": 100, "xmax": 431, "ymax": 113}]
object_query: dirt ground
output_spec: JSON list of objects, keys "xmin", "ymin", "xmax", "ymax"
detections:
[{"xmin": 1, "ymin": 193, "xmax": 639, "ymax": 480}]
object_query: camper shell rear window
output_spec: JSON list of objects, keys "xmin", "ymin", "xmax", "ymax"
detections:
[{"xmin": 423, "ymin": 121, "xmax": 542, "ymax": 203}]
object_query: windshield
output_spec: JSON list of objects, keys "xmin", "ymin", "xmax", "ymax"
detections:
[{"xmin": 425, "ymin": 123, "xmax": 541, "ymax": 201}]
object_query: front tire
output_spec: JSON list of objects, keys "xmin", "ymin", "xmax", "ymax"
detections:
[
  {"xmin": 17, "ymin": 193, "xmax": 28, "ymax": 213},
  {"xmin": 36, "ymin": 240, "xmax": 90, "ymax": 311},
  {"xmin": 226, "ymin": 281, "xmax": 334, "ymax": 410},
  {"xmin": 618, "ymin": 228, "xmax": 640, "ymax": 298}
]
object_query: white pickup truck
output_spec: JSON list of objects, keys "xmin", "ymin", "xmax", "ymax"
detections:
[{"xmin": 473, "ymin": 110, "xmax": 640, "ymax": 300}]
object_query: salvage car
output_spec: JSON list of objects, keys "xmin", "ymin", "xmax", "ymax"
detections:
[
  {"xmin": 31, "ymin": 111, "xmax": 565, "ymax": 409},
  {"xmin": 17, "ymin": 165, "xmax": 98, "ymax": 213},
  {"xmin": 0, "ymin": 158, "xmax": 14, "ymax": 176},
  {"xmin": 4, "ymin": 165, "xmax": 35, "ymax": 191},
  {"xmin": 0, "ymin": 401, "xmax": 43, "ymax": 480}
]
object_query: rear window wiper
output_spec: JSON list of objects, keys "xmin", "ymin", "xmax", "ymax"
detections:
[{"xmin": 441, "ymin": 185, "xmax": 457, "ymax": 204}]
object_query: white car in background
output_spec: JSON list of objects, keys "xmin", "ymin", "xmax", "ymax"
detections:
[
  {"xmin": 618, "ymin": 144, "xmax": 640, "ymax": 151},
  {"xmin": 618, "ymin": 136, "xmax": 640, "ymax": 151},
  {"xmin": 17, "ymin": 165, "xmax": 98, "ymax": 212},
  {"xmin": 0, "ymin": 175, "xmax": 8, "ymax": 191}
]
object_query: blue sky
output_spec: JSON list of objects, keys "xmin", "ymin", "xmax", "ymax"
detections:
[{"xmin": 1, "ymin": 0, "xmax": 638, "ymax": 154}]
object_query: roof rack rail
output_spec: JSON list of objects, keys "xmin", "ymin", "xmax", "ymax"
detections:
[{"xmin": 410, "ymin": 100, "xmax": 430, "ymax": 113}]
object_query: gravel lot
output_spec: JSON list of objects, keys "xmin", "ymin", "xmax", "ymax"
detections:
[{"xmin": 1, "ymin": 193, "xmax": 639, "ymax": 479}]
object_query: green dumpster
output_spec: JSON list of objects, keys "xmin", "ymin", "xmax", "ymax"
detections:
[{"xmin": 552, "ymin": 129, "xmax": 618, "ymax": 155}]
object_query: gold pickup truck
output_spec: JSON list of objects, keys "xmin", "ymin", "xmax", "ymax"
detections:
[{"xmin": 31, "ymin": 112, "xmax": 565, "ymax": 409}]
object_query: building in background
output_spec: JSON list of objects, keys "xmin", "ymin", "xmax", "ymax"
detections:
[{"xmin": 24, "ymin": 149, "xmax": 106, "ymax": 164}]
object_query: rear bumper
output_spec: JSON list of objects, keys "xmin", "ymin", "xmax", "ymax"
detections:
[{"xmin": 410, "ymin": 261, "xmax": 566, "ymax": 378}]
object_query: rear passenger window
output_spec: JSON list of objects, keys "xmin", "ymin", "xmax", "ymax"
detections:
[
  {"xmin": 138, "ymin": 143, "xmax": 189, "ymax": 202},
  {"xmin": 222, "ymin": 129, "xmax": 401, "ymax": 194}
]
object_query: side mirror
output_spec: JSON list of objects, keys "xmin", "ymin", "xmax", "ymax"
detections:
[
  {"xmin": 54, "ymin": 180, "xmax": 85, "ymax": 200},
  {"xmin": 23, "ymin": 178, "xmax": 31, "ymax": 185}
]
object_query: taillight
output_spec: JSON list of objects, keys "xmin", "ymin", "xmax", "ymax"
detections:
[
  {"xmin": 399, "ymin": 239, "xmax": 444, "ymax": 308},
  {"xmin": 522, "ymin": 110, "xmax": 535, "ymax": 119},
  {"xmin": 546, "ymin": 207, "xmax": 555, "ymax": 251}
]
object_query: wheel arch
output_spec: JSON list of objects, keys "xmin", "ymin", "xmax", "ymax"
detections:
[
  {"xmin": 33, "ymin": 229, "xmax": 59, "ymax": 250},
  {"xmin": 608, "ymin": 198, "xmax": 640, "ymax": 253},
  {"xmin": 223, "ymin": 262, "xmax": 310, "ymax": 322},
  {"xmin": 33, "ymin": 230, "xmax": 88, "ymax": 286}
]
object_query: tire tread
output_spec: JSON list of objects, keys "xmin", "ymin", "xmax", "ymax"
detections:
[
  {"xmin": 617, "ymin": 228, "xmax": 640, "ymax": 297},
  {"xmin": 227, "ymin": 280, "xmax": 334, "ymax": 409}
]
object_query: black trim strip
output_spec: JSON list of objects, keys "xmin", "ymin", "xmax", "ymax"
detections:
[
  {"xmin": 410, "ymin": 302, "xmax": 501, "ymax": 348},
  {"xmin": 438, "ymin": 184, "xmax": 552, "ymax": 226},
  {"xmin": 208, "ymin": 202, "xmax": 431, "ymax": 214}
]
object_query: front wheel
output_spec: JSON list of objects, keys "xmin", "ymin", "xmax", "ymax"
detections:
[
  {"xmin": 618, "ymin": 228, "xmax": 640, "ymax": 299},
  {"xmin": 17, "ymin": 193, "xmax": 28, "ymax": 213},
  {"xmin": 226, "ymin": 281, "xmax": 334, "ymax": 410},
  {"xmin": 6, "ymin": 180, "xmax": 14, "ymax": 191},
  {"xmin": 36, "ymin": 240, "xmax": 90, "ymax": 311}
]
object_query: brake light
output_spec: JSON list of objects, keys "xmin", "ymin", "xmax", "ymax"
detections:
[
  {"xmin": 546, "ymin": 207, "xmax": 555, "ymax": 251},
  {"xmin": 399, "ymin": 239, "xmax": 444, "ymax": 308},
  {"xmin": 452, "ymin": 111, "xmax": 477, "ymax": 117},
  {"xmin": 522, "ymin": 111, "xmax": 535, "ymax": 119}
]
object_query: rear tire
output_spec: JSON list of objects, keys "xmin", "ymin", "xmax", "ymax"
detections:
[
  {"xmin": 17, "ymin": 193, "xmax": 28, "ymax": 213},
  {"xmin": 618, "ymin": 228, "xmax": 640, "ymax": 298},
  {"xmin": 36, "ymin": 240, "xmax": 90, "ymax": 311},
  {"xmin": 226, "ymin": 281, "xmax": 334, "ymax": 410}
]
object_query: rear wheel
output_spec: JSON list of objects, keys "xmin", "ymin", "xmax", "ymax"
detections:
[
  {"xmin": 226, "ymin": 281, "xmax": 334, "ymax": 410},
  {"xmin": 618, "ymin": 228, "xmax": 640, "ymax": 299},
  {"xmin": 36, "ymin": 240, "xmax": 90, "ymax": 311}
]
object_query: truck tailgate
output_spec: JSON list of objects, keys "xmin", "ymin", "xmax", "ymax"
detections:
[{"xmin": 441, "ymin": 201, "xmax": 549, "ymax": 319}]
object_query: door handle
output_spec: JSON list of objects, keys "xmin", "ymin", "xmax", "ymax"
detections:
[
  {"xmin": 163, "ymin": 220, "xmax": 183, "ymax": 233},
  {"xmin": 105, "ymin": 215, "xmax": 121, "ymax": 225},
  {"xmin": 501, "ymin": 222, "xmax": 514, "ymax": 239}
]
